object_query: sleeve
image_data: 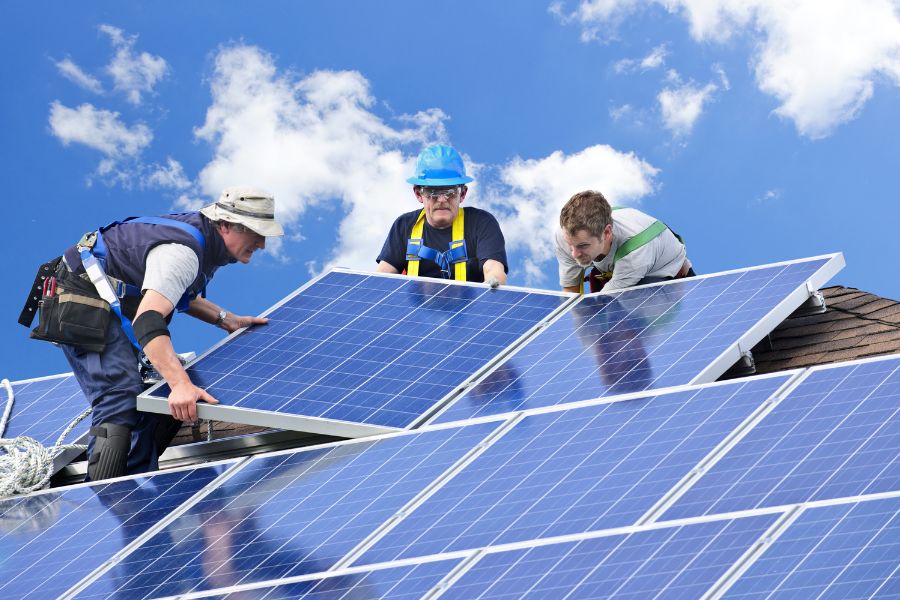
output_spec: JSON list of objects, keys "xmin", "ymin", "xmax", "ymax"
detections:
[
  {"xmin": 602, "ymin": 243, "xmax": 656, "ymax": 291},
  {"xmin": 376, "ymin": 216, "xmax": 409, "ymax": 272},
  {"xmin": 473, "ymin": 210, "xmax": 508, "ymax": 272},
  {"xmin": 554, "ymin": 228, "xmax": 585, "ymax": 288},
  {"xmin": 142, "ymin": 244, "xmax": 200, "ymax": 307}
]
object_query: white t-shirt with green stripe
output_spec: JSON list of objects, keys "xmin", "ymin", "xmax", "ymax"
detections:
[{"xmin": 555, "ymin": 207, "xmax": 688, "ymax": 291}]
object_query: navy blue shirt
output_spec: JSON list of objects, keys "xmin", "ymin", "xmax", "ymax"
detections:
[{"xmin": 377, "ymin": 207, "xmax": 508, "ymax": 282}]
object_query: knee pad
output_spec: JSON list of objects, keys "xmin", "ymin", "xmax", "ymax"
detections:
[{"xmin": 87, "ymin": 423, "xmax": 132, "ymax": 481}]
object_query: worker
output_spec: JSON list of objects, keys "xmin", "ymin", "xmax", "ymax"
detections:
[
  {"xmin": 556, "ymin": 190, "xmax": 694, "ymax": 293},
  {"xmin": 376, "ymin": 144, "xmax": 508, "ymax": 286},
  {"xmin": 23, "ymin": 187, "xmax": 283, "ymax": 481}
]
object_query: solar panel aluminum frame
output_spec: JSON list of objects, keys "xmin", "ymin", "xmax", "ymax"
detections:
[
  {"xmin": 4, "ymin": 373, "xmax": 89, "ymax": 474},
  {"xmin": 424, "ymin": 253, "xmax": 845, "ymax": 425},
  {"xmin": 137, "ymin": 268, "xmax": 574, "ymax": 438}
]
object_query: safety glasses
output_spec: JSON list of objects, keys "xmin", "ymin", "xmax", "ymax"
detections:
[{"xmin": 418, "ymin": 186, "xmax": 462, "ymax": 201}]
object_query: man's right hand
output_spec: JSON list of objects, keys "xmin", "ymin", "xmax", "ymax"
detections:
[{"xmin": 168, "ymin": 382, "xmax": 219, "ymax": 422}]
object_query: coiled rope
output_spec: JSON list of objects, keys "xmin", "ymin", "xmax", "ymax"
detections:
[{"xmin": 0, "ymin": 378, "xmax": 91, "ymax": 497}]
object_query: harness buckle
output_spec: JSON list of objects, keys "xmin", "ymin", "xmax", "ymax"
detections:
[{"xmin": 75, "ymin": 231, "xmax": 98, "ymax": 253}]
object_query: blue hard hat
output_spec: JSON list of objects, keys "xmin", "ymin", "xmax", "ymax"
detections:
[{"xmin": 406, "ymin": 144, "xmax": 474, "ymax": 186}]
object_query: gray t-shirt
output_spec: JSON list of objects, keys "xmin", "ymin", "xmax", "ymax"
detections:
[
  {"xmin": 555, "ymin": 207, "xmax": 688, "ymax": 291},
  {"xmin": 142, "ymin": 243, "xmax": 200, "ymax": 307}
]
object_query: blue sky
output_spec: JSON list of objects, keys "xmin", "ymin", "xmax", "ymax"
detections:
[{"xmin": 3, "ymin": 1, "xmax": 899, "ymax": 380}]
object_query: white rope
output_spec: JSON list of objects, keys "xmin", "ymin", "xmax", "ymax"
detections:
[{"xmin": 0, "ymin": 378, "xmax": 91, "ymax": 498}]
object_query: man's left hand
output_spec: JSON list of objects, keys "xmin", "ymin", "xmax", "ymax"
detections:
[{"xmin": 220, "ymin": 313, "xmax": 268, "ymax": 334}]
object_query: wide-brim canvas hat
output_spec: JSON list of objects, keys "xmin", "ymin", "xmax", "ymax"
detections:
[{"xmin": 200, "ymin": 186, "xmax": 284, "ymax": 237}]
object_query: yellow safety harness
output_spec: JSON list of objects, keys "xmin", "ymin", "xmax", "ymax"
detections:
[{"xmin": 406, "ymin": 208, "xmax": 467, "ymax": 280}]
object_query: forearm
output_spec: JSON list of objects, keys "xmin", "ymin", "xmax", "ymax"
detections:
[
  {"xmin": 143, "ymin": 334, "xmax": 192, "ymax": 390},
  {"xmin": 187, "ymin": 297, "xmax": 226, "ymax": 326},
  {"xmin": 483, "ymin": 260, "xmax": 507, "ymax": 285},
  {"xmin": 562, "ymin": 284, "xmax": 582, "ymax": 294}
]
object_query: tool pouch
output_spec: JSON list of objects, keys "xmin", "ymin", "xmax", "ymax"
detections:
[{"xmin": 30, "ymin": 269, "xmax": 111, "ymax": 353}]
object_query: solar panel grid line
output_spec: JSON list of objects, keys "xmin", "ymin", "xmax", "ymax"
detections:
[
  {"xmin": 718, "ymin": 495, "xmax": 900, "ymax": 599},
  {"xmin": 431, "ymin": 368, "xmax": 801, "ymax": 431},
  {"xmin": 151, "ymin": 555, "xmax": 466, "ymax": 600},
  {"xmin": 334, "ymin": 413, "xmax": 526, "ymax": 571},
  {"xmin": 2, "ymin": 372, "xmax": 90, "ymax": 473},
  {"xmin": 587, "ymin": 253, "xmax": 844, "ymax": 298},
  {"xmin": 689, "ymin": 253, "xmax": 845, "ymax": 387},
  {"xmin": 139, "ymin": 270, "xmax": 568, "ymax": 433},
  {"xmin": 142, "ymin": 271, "xmax": 415, "ymax": 434},
  {"xmin": 702, "ymin": 505, "xmax": 805, "ymax": 600},
  {"xmin": 58, "ymin": 456, "xmax": 252, "ymax": 600},
  {"xmin": 409, "ymin": 293, "xmax": 580, "ymax": 428},
  {"xmin": 637, "ymin": 369, "xmax": 807, "ymax": 526},
  {"xmin": 431, "ymin": 255, "xmax": 843, "ymax": 425},
  {"xmin": 671, "ymin": 356, "xmax": 900, "ymax": 519},
  {"xmin": 759, "ymin": 504, "xmax": 895, "ymax": 600}
]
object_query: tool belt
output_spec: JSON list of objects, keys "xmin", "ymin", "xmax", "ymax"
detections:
[{"xmin": 26, "ymin": 261, "xmax": 111, "ymax": 353}]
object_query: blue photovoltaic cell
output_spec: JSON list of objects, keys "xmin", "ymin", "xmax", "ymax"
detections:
[
  {"xmin": 0, "ymin": 465, "xmax": 225, "ymax": 600},
  {"xmin": 664, "ymin": 356, "xmax": 900, "ymax": 520},
  {"xmin": 148, "ymin": 271, "xmax": 565, "ymax": 429},
  {"xmin": 435, "ymin": 257, "xmax": 831, "ymax": 424},
  {"xmin": 79, "ymin": 421, "xmax": 498, "ymax": 599},
  {"xmin": 358, "ymin": 375, "xmax": 791, "ymax": 564},
  {"xmin": 725, "ymin": 496, "xmax": 900, "ymax": 599},
  {"xmin": 4, "ymin": 374, "xmax": 88, "ymax": 447},
  {"xmin": 209, "ymin": 560, "xmax": 460, "ymax": 600},
  {"xmin": 445, "ymin": 513, "xmax": 779, "ymax": 599}
]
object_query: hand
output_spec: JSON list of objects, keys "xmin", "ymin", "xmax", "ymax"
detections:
[
  {"xmin": 168, "ymin": 382, "xmax": 219, "ymax": 422},
  {"xmin": 220, "ymin": 313, "xmax": 268, "ymax": 334},
  {"xmin": 487, "ymin": 277, "xmax": 501, "ymax": 289}
]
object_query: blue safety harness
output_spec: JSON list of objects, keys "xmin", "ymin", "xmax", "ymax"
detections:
[{"xmin": 79, "ymin": 216, "xmax": 206, "ymax": 350}]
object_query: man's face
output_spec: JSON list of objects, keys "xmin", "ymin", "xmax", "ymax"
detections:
[
  {"xmin": 564, "ymin": 225, "xmax": 613, "ymax": 267},
  {"xmin": 416, "ymin": 185, "xmax": 467, "ymax": 229},
  {"xmin": 219, "ymin": 223, "xmax": 266, "ymax": 263}
]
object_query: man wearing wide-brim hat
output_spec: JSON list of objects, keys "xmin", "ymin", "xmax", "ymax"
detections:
[{"xmin": 26, "ymin": 186, "xmax": 283, "ymax": 482}]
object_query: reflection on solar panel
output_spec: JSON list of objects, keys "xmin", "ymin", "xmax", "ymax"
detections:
[
  {"xmin": 445, "ymin": 513, "xmax": 780, "ymax": 599},
  {"xmin": 206, "ymin": 560, "xmax": 460, "ymax": 600},
  {"xmin": 664, "ymin": 355, "xmax": 900, "ymax": 520},
  {"xmin": 79, "ymin": 422, "xmax": 498, "ymax": 599},
  {"xmin": 433, "ymin": 254, "xmax": 843, "ymax": 424},
  {"xmin": 359, "ymin": 374, "xmax": 792, "ymax": 564},
  {"xmin": 0, "ymin": 465, "xmax": 227, "ymax": 599},
  {"xmin": 139, "ymin": 270, "xmax": 568, "ymax": 436},
  {"xmin": 3, "ymin": 373, "xmax": 87, "ymax": 447},
  {"xmin": 725, "ymin": 496, "xmax": 900, "ymax": 599}
]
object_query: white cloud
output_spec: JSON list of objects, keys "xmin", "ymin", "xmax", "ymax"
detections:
[
  {"xmin": 55, "ymin": 58, "xmax": 103, "ymax": 94},
  {"xmin": 144, "ymin": 157, "xmax": 191, "ymax": 190},
  {"xmin": 609, "ymin": 103, "xmax": 633, "ymax": 120},
  {"xmin": 559, "ymin": 0, "xmax": 900, "ymax": 138},
  {"xmin": 99, "ymin": 24, "xmax": 168, "ymax": 105},
  {"xmin": 192, "ymin": 45, "xmax": 446, "ymax": 269},
  {"xmin": 657, "ymin": 77, "xmax": 719, "ymax": 136},
  {"xmin": 48, "ymin": 101, "xmax": 152, "ymax": 157},
  {"xmin": 614, "ymin": 44, "xmax": 669, "ymax": 73},
  {"xmin": 481, "ymin": 145, "xmax": 658, "ymax": 285}
]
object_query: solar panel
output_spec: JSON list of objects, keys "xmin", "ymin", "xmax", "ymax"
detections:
[
  {"xmin": 187, "ymin": 560, "xmax": 461, "ymax": 600},
  {"xmin": 77, "ymin": 421, "xmax": 499, "ymax": 599},
  {"xmin": 138, "ymin": 270, "xmax": 570, "ymax": 436},
  {"xmin": 663, "ymin": 354, "xmax": 900, "ymax": 520},
  {"xmin": 2, "ymin": 373, "xmax": 89, "ymax": 471},
  {"xmin": 723, "ymin": 495, "xmax": 900, "ymax": 599},
  {"xmin": 357, "ymin": 374, "xmax": 793, "ymax": 564},
  {"xmin": 0, "ymin": 464, "xmax": 229, "ymax": 599},
  {"xmin": 431, "ymin": 254, "xmax": 843, "ymax": 424},
  {"xmin": 443, "ymin": 512, "xmax": 781, "ymax": 599}
]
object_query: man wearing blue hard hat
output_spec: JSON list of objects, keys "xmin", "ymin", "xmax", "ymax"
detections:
[{"xmin": 376, "ymin": 144, "xmax": 508, "ymax": 286}]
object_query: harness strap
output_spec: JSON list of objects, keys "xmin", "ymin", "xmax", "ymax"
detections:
[
  {"xmin": 79, "ymin": 249, "xmax": 141, "ymax": 351},
  {"xmin": 94, "ymin": 216, "xmax": 208, "ymax": 310},
  {"xmin": 406, "ymin": 208, "xmax": 467, "ymax": 280}
]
